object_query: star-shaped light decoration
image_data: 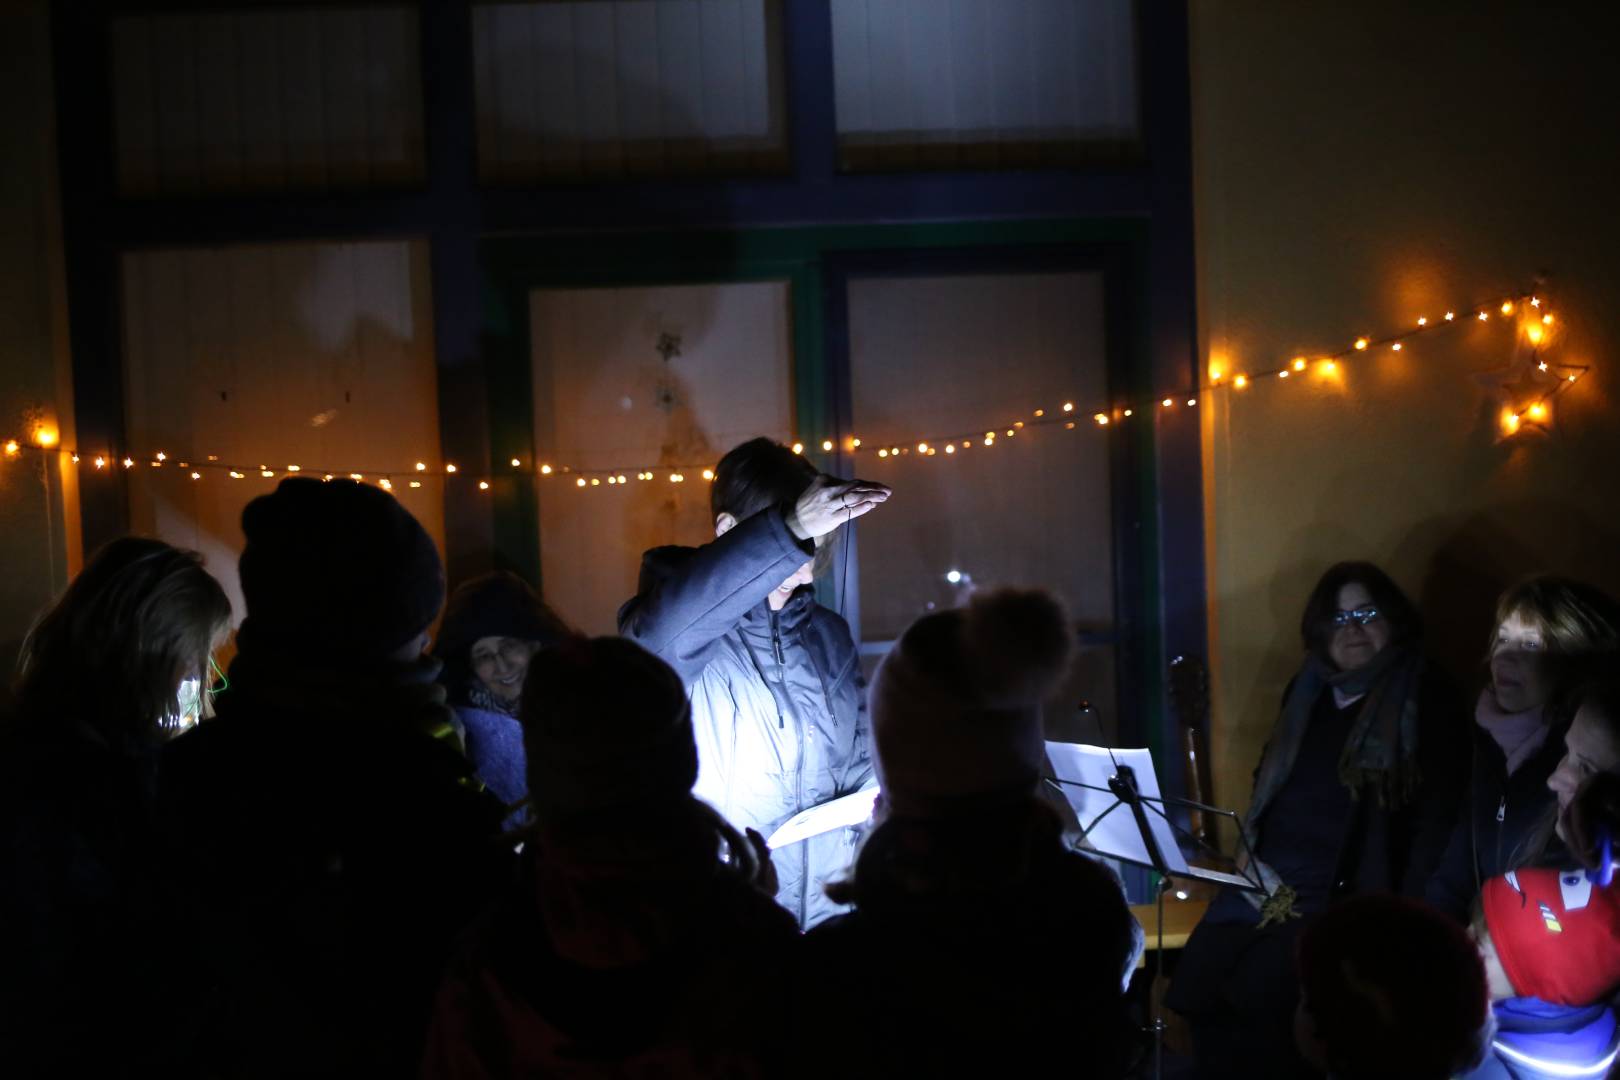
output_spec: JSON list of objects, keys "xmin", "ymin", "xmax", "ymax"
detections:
[{"xmin": 1472, "ymin": 297, "xmax": 1588, "ymax": 441}]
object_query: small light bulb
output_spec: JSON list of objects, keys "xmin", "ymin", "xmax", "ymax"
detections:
[
  {"xmin": 350, "ymin": 473, "xmax": 363, "ymax": 481},
  {"xmin": 511, "ymin": 457, "xmax": 522, "ymax": 467},
  {"xmin": 1502, "ymin": 411, "xmax": 1521, "ymax": 435},
  {"xmin": 702, "ymin": 468, "xmax": 715, "ymax": 480},
  {"xmin": 1445, "ymin": 311, "xmax": 1455, "ymax": 321},
  {"xmin": 878, "ymin": 449, "xmax": 888, "ymax": 458},
  {"xmin": 1528, "ymin": 403, "xmax": 1547, "ymax": 420},
  {"xmin": 1187, "ymin": 398, "xmax": 1197, "ymax": 407},
  {"xmin": 619, "ymin": 474, "xmax": 628, "ymax": 484},
  {"xmin": 1542, "ymin": 313, "xmax": 1554, "ymax": 325},
  {"xmin": 1065, "ymin": 421, "xmax": 1076, "ymax": 430},
  {"xmin": 409, "ymin": 480, "xmax": 422, "ymax": 488},
  {"xmin": 190, "ymin": 471, "xmax": 201, "ymax": 480},
  {"xmin": 945, "ymin": 443, "xmax": 956, "ymax": 454},
  {"xmin": 2, "ymin": 439, "xmax": 18, "ymax": 456},
  {"xmin": 261, "ymin": 469, "xmax": 275, "ymax": 478},
  {"xmin": 945, "ymin": 569, "xmax": 963, "ymax": 585},
  {"xmin": 1501, "ymin": 300, "xmax": 1514, "ymax": 315},
  {"xmin": 94, "ymin": 456, "xmax": 106, "ymax": 469},
  {"xmin": 1063, "ymin": 403, "xmax": 1075, "ymax": 412},
  {"xmin": 71, "ymin": 454, "xmax": 79, "ymax": 463},
  {"xmin": 1539, "ymin": 361, "xmax": 1549, "ymax": 371},
  {"xmin": 540, "ymin": 464, "xmax": 553, "ymax": 475},
  {"xmin": 1209, "ymin": 366, "xmax": 1224, "ymax": 383},
  {"xmin": 852, "ymin": 438, "xmax": 861, "ymax": 448},
  {"xmin": 821, "ymin": 439, "xmax": 833, "ymax": 451},
  {"xmin": 1279, "ymin": 370, "xmax": 1290, "ymax": 379},
  {"xmin": 123, "ymin": 457, "xmax": 134, "ymax": 468},
  {"xmin": 1124, "ymin": 409, "xmax": 1133, "ymax": 417},
  {"xmin": 1034, "ymin": 409, "xmax": 1045, "ymax": 417},
  {"xmin": 415, "ymin": 462, "xmax": 427, "ymax": 472},
  {"xmin": 1234, "ymin": 374, "xmax": 1249, "ymax": 389},
  {"xmin": 1175, "ymin": 890, "xmax": 1190, "ymax": 901},
  {"xmin": 1569, "ymin": 374, "xmax": 1578, "ymax": 382},
  {"xmin": 792, "ymin": 442, "xmax": 804, "ymax": 454},
  {"xmin": 446, "ymin": 463, "xmax": 457, "ymax": 473},
  {"xmin": 1531, "ymin": 296, "xmax": 1541, "ymax": 307},
  {"xmin": 1392, "ymin": 343, "xmax": 1403, "ymax": 351},
  {"xmin": 478, "ymin": 480, "xmax": 490, "ymax": 490},
  {"xmin": 229, "ymin": 470, "xmax": 244, "ymax": 479},
  {"xmin": 1325, "ymin": 360, "xmax": 1337, "ymax": 372},
  {"xmin": 287, "ymin": 464, "xmax": 301, "ymax": 472},
  {"xmin": 961, "ymin": 441, "xmax": 971, "ymax": 449},
  {"xmin": 590, "ymin": 478, "xmax": 600, "ymax": 486},
  {"xmin": 1162, "ymin": 398, "xmax": 1173, "ymax": 407},
  {"xmin": 156, "ymin": 451, "xmax": 166, "ymax": 462},
  {"xmin": 1478, "ymin": 311, "xmax": 1489, "ymax": 321},
  {"xmin": 918, "ymin": 442, "xmax": 929, "ymax": 453},
  {"xmin": 576, "ymin": 478, "xmax": 587, "ymax": 487},
  {"xmin": 1528, "ymin": 326, "xmax": 1544, "ymax": 345},
  {"xmin": 34, "ymin": 428, "xmax": 58, "ymax": 448},
  {"xmin": 983, "ymin": 437, "xmax": 993, "ymax": 446},
  {"xmin": 380, "ymin": 478, "xmax": 393, "ymax": 490},
  {"xmin": 1353, "ymin": 339, "xmax": 1368, "ymax": 351},
  {"xmin": 1417, "ymin": 317, "xmax": 1428, "ymax": 326},
  {"xmin": 1292, "ymin": 357, "xmax": 1307, "ymax": 371},
  {"xmin": 1094, "ymin": 413, "xmax": 1109, "ymax": 425},
  {"xmin": 323, "ymin": 474, "xmax": 334, "ymax": 482}
]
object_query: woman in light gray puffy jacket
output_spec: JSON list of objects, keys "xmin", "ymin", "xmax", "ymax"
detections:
[{"xmin": 618, "ymin": 437, "xmax": 890, "ymax": 927}]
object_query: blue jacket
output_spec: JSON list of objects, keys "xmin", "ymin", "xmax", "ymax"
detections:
[
  {"xmin": 1463, "ymin": 998, "xmax": 1619, "ymax": 1080},
  {"xmin": 454, "ymin": 704, "xmax": 532, "ymax": 830},
  {"xmin": 618, "ymin": 506, "xmax": 875, "ymax": 928}
]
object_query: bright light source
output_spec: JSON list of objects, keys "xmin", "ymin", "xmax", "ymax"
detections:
[{"xmin": 945, "ymin": 569, "xmax": 963, "ymax": 585}]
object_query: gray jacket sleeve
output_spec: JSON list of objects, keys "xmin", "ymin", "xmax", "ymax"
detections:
[{"xmin": 617, "ymin": 506, "xmax": 813, "ymax": 685}]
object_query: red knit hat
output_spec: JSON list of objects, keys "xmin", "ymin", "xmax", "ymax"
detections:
[{"xmin": 1482, "ymin": 867, "xmax": 1620, "ymax": 1006}]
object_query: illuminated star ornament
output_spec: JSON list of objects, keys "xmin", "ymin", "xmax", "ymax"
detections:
[{"xmin": 1472, "ymin": 295, "xmax": 1590, "ymax": 441}]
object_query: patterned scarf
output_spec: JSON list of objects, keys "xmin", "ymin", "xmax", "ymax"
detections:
[
  {"xmin": 467, "ymin": 681, "xmax": 520, "ymax": 719},
  {"xmin": 1247, "ymin": 644, "xmax": 1427, "ymax": 830}
]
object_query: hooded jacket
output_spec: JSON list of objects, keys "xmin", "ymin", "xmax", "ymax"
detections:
[
  {"xmin": 618, "ymin": 506, "xmax": 874, "ymax": 928},
  {"xmin": 1463, "ymin": 998, "xmax": 1620, "ymax": 1080}
]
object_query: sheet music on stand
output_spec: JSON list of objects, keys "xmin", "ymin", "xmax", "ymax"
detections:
[{"xmin": 1043, "ymin": 742, "xmax": 1264, "ymax": 893}]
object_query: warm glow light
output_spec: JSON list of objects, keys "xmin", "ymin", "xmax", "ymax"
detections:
[
  {"xmin": 479, "ymin": 480, "xmax": 490, "ymax": 490},
  {"xmin": 323, "ymin": 474, "xmax": 334, "ymax": 481},
  {"xmin": 2, "ymin": 439, "xmax": 17, "ymax": 456},
  {"xmin": 1187, "ymin": 398, "xmax": 1197, "ymax": 407},
  {"xmin": 878, "ymin": 449, "xmax": 888, "ymax": 458},
  {"xmin": 983, "ymin": 437, "xmax": 993, "ymax": 446},
  {"xmin": 1034, "ymin": 409, "xmax": 1045, "ymax": 417},
  {"xmin": 123, "ymin": 458, "xmax": 134, "ymax": 469},
  {"xmin": 1065, "ymin": 421, "xmax": 1076, "ymax": 429},
  {"xmin": 1354, "ymin": 339, "xmax": 1368, "ymax": 351},
  {"xmin": 961, "ymin": 440, "xmax": 971, "ymax": 449},
  {"xmin": 1543, "ymin": 313, "xmax": 1554, "ymax": 325},
  {"xmin": 852, "ymin": 438, "xmax": 861, "ymax": 448},
  {"xmin": 1417, "ymin": 317, "xmax": 1428, "ymax": 326},
  {"xmin": 446, "ymin": 463, "xmax": 458, "ymax": 473},
  {"xmin": 1209, "ymin": 365, "xmax": 1224, "ymax": 383},
  {"xmin": 1478, "ymin": 311, "xmax": 1489, "ymax": 321},
  {"xmin": 33, "ymin": 428, "xmax": 57, "ymax": 448},
  {"xmin": 350, "ymin": 473, "xmax": 363, "ymax": 481},
  {"xmin": 190, "ymin": 471, "xmax": 201, "ymax": 480},
  {"xmin": 792, "ymin": 442, "xmax": 804, "ymax": 454},
  {"xmin": 918, "ymin": 442, "xmax": 929, "ymax": 453},
  {"xmin": 1527, "ymin": 325, "xmax": 1545, "ymax": 345},
  {"xmin": 1445, "ymin": 312, "xmax": 1456, "ymax": 321},
  {"xmin": 1124, "ymin": 409, "xmax": 1133, "ymax": 417},
  {"xmin": 94, "ymin": 456, "xmax": 106, "ymax": 469},
  {"xmin": 261, "ymin": 469, "xmax": 275, "ymax": 478},
  {"xmin": 1293, "ymin": 357, "xmax": 1308, "ymax": 371},
  {"xmin": 1063, "ymin": 402, "xmax": 1075, "ymax": 412},
  {"xmin": 1501, "ymin": 300, "xmax": 1514, "ymax": 315},
  {"xmin": 287, "ymin": 464, "xmax": 301, "ymax": 472},
  {"xmin": 591, "ymin": 478, "xmax": 601, "ymax": 486},
  {"xmin": 1528, "ymin": 402, "xmax": 1547, "ymax": 420},
  {"xmin": 1531, "ymin": 296, "xmax": 1541, "ymax": 307},
  {"xmin": 379, "ymin": 478, "xmax": 393, "ymax": 490},
  {"xmin": 702, "ymin": 468, "xmax": 715, "ymax": 480},
  {"xmin": 945, "ymin": 443, "xmax": 956, "ymax": 454},
  {"xmin": 576, "ymin": 478, "xmax": 587, "ymax": 487},
  {"xmin": 71, "ymin": 454, "xmax": 79, "ymax": 463},
  {"xmin": 1094, "ymin": 413, "xmax": 1109, "ymax": 425},
  {"xmin": 156, "ymin": 452, "xmax": 166, "ymax": 462},
  {"xmin": 229, "ymin": 470, "xmax": 244, "ymax": 479},
  {"xmin": 1392, "ymin": 343, "xmax": 1403, "ymax": 351},
  {"xmin": 541, "ymin": 464, "xmax": 553, "ymax": 475},
  {"xmin": 671, "ymin": 473, "xmax": 684, "ymax": 483},
  {"xmin": 409, "ymin": 480, "xmax": 422, "ymax": 488},
  {"xmin": 1014, "ymin": 421, "xmax": 1024, "ymax": 429},
  {"xmin": 1501, "ymin": 410, "xmax": 1521, "ymax": 435},
  {"xmin": 511, "ymin": 457, "xmax": 522, "ymax": 467},
  {"xmin": 1324, "ymin": 360, "xmax": 1337, "ymax": 372},
  {"xmin": 619, "ymin": 474, "xmax": 628, "ymax": 484},
  {"xmin": 821, "ymin": 439, "xmax": 834, "ymax": 451},
  {"xmin": 1279, "ymin": 370, "xmax": 1290, "ymax": 379},
  {"xmin": 415, "ymin": 462, "xmax": 427, "ymax": 472},
  {"xmin": 1539, "ymin": 361, "xmax": 1549, "ymax": 371},
  {"xmin": 1162, "ymin": 398, "xmax": 1173, "ymax": 407}
]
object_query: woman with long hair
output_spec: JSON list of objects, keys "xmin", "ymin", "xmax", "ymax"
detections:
[
  {"xmin": 1426, "ymin": 577, "xmax": 1620, "ymax": 920},
  {"xmin": 1168, "ymin": 561, "xmax": 1469, "ymax": 1079},
  {"xmin": 1, "ymin": 537, "xmax": 231, "ymax": 1073}
]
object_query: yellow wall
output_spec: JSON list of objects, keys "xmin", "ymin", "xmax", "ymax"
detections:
[
  {"xmin": 0, "ymin": 0, "xmax": 79, "ymax": 677},
  {"xmin": 1192, "ymin": 3, "xmax": 1620, "ymax": 820}
]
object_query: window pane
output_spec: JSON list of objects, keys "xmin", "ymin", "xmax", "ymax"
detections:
[
  {"xmin": 830, "ymin": 0, "xmax": 1139, "ymax": 170},
  {"xmin": 848, "ymin": 271, "xmax": 1117, "ymax": 738},
  {"xmin": 121, "ymin": 241, "xmax": 443, "ymax": 624},
  {"xmin": 111, "ymin": 8, "xmax": 424, "ymax": 195},
  {"xmin": 530, "ymin": 281, "xmax": 795, "ymax": 633},
  {"xmin": 474, "ymin": 1, "xmax": 787, "ymax": 181}
]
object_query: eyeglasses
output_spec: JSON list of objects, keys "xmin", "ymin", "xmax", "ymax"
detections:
[
  {"xmin": 207, "ymin": 655, "xmax": 229, "ymax": 696},
  {"xmin": 1329, "ymin": 607, "xmax": 1382, "ymax": 628}
]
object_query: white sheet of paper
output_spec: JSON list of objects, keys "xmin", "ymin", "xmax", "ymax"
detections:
[
  {"xmin": 766, "ymin": 788, "xmax": 880, "ymax": 849},
  {"xmin": 1044, "ymin": 743, "xmax": 1190, "ymax": 875}
]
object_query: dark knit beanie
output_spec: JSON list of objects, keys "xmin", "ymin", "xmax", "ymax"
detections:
[
  {"xmin": 434, "ymin": 572, "xmax": 571, "ymax": 662},
  {"xmin": 521, "ymin": 636, "xmax": 698, "ymax": 818},
  {"xmin": 872, "ymin": 588, "xmax": 1075, "ymax": 818},
  {"xmin": 238, "ymin": 477, "xmax": 444, "ymax": 658}
]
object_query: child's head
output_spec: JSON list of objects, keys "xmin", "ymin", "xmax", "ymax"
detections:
[
  {"xmin": 1295, "ymin": 895, "xmax": 1491, "ymax": 1080},
  {"xmin": 1477, "ymin": 867, "xmax": 1620, "ymax": 1007}
]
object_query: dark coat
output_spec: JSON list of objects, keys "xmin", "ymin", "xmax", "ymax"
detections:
[
  {"xmin": 0, "ymin": 719, "xmax": 191, "ymax": 1076},
  {"xmin": 158, "ymin": 642, "xmax": 512, "ymax": 1077},
  {"xmin": 423, "ymin": 830, "xmax": 800, "ymax": 1079},
  {"xmin": 618, "ymin": 506, "xmax": 874, "ymax": 928},
  {"xmin": 1425, "ymin": 718, "xmax": 1568, "ymax": 921},
  {"xmin": 800, "ymin": 806, "xmax": 1141, "ymax": 1078}
]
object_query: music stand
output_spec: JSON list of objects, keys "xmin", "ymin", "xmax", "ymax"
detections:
[{"xmin": 1043, "ymin": 741, "xmax": 1267, "ymax": 1080}]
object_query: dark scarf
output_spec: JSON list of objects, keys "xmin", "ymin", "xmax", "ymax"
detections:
[
  {"xmin": 1248, "ymin": 645, "xmax": 1426, "ymax": 829},
  {"xmin": 466, "ymin": 681, "xmax": 520, "ymax": 719}
]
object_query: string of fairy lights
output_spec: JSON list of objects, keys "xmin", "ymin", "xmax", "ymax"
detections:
[{"xmin": 0, "ymin": 289, "xmax": 1593, "ymax": 490}]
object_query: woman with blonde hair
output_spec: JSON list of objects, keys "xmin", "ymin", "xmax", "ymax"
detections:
[
  {"xmin": 1426, "ymin": 576, "xmax": 1620, "ymax": 920},
  {"xmin": 0, "ymin": 537, "xmax": 232, "ymax": 1073}
]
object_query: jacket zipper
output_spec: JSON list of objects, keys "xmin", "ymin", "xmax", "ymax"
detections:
[
  {"xmin": 1496, "ymin": 795, "xmax": 1507, "ymax": 823},
  {"xmin": 771, "ymin": 610, "xmax": 785, "ymax": 729}
]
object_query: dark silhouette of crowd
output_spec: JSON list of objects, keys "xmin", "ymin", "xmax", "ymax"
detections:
[{"xmin": 4, "ymin": 436, "xmax": 1620, "ymax": 1079}]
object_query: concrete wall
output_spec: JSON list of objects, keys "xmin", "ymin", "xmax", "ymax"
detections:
[
  {"xmin": 0, "ymin": 0, "xmax": 78, "ymax": 679},
  {"xmin": 1192, "ymin": 2, "xmax": 1620, "ymax": 819}
]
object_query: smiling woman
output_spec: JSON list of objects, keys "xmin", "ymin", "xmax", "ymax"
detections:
[{"xmin": 1167, "ymin": 561, "xmax": 1468, "ymax": 1077}]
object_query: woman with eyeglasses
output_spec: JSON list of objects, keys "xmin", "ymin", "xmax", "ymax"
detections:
[
  {"xmin": 1168, "ymin": 561, "xmax": 1468, "ymax": 1079},
  {"xmin": 0, "ymin": 537, "xmax": 231, "ymax": 1073},
  {"xmin": 1425, "ymin": 577, "xmax": 1620, "ymax": 922}
]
